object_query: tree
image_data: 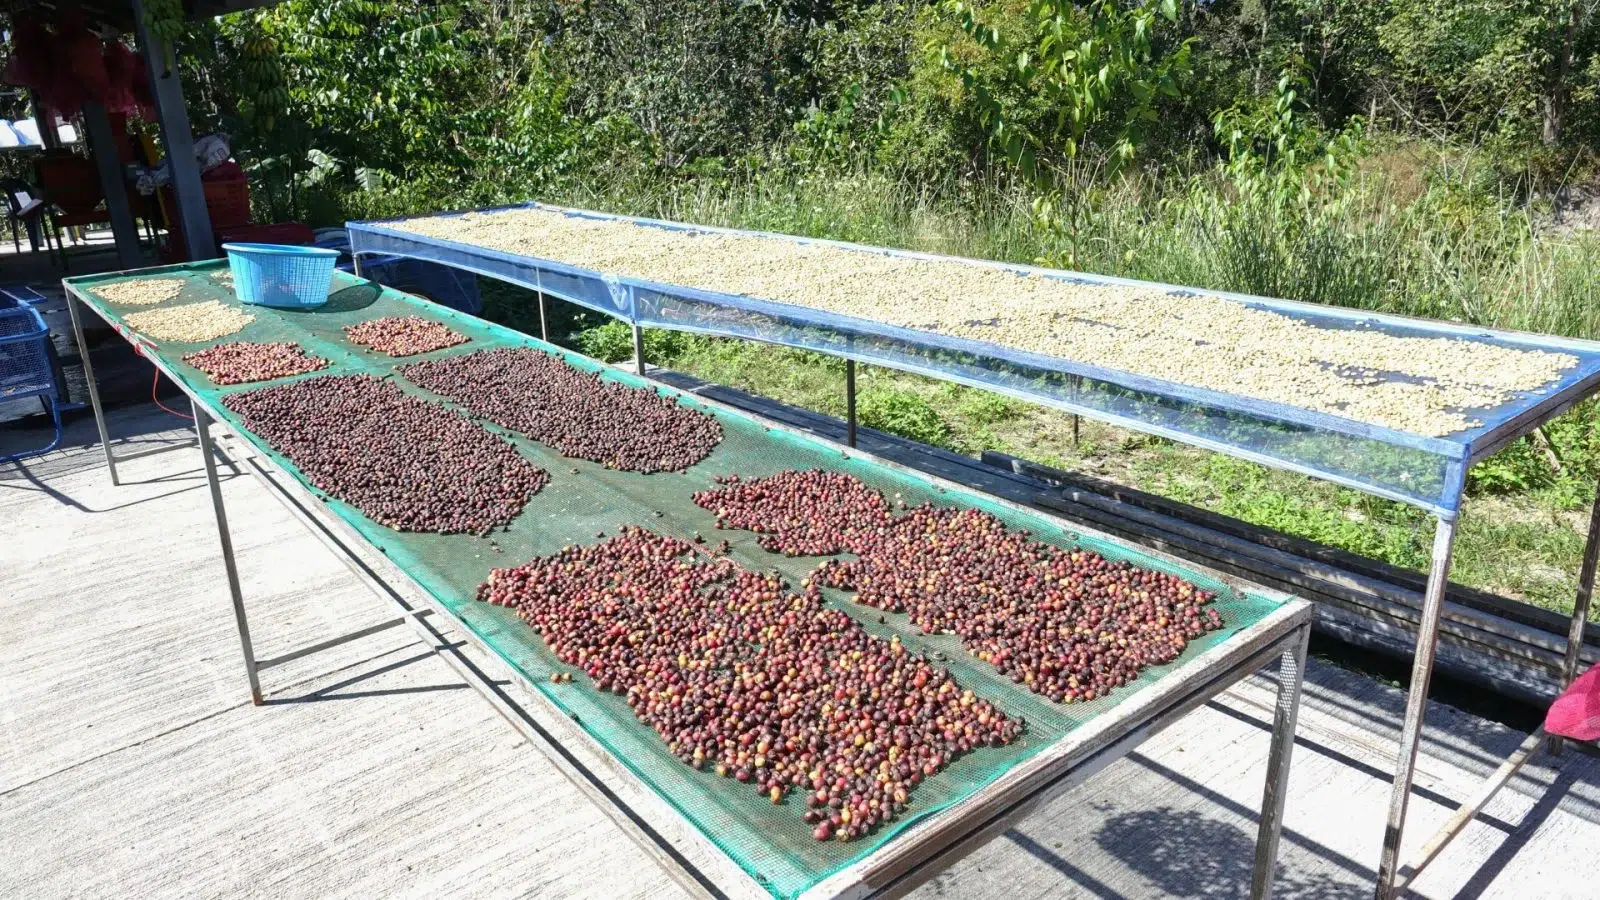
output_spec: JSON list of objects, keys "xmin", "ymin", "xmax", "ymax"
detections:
[{"xmin": 1377, "ymin": 0, "xmax": 1600, "ymax": 151}]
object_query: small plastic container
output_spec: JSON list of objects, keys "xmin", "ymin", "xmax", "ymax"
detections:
[{"xmin": 223, "ymin": 242, "xmax": 340, "ymax": 309}]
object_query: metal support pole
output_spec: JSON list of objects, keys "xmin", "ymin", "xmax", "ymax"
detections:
[
  {"xmin": 193, "ymin": 403, "xmax": 263, "ymax": 705},
  {"xmin": 66, "ymin": 296, "xmax": 119, "ymax": 485},
  {"xmin": 80, "ymin": 101, "xmax": 143, "ymax": 270},
  {"xmin": 846, "ymin": 359, "xmax": 858, "ymax": 448},
  {"xmin": 538, "ymin": 293, "xmax": 549, "ymax": 343},
  {"xmin": 1251, "ymin": 623, "xmax": 1309, "ymax": 900},
  {"xmin": 1071, "ymin": 374, "xmax": 1082, "ymax": 448},
  {"xmin": 351, "ymin": 251, "xmax": 363, "ymax": 278},
  {"xmin": 1551, "ymin": 484, "xmax": 1600, "ymax": 755},
  {"xmin": 1374, "ymin": 516, "xmax": 1458, "ymax": 900},
  {"xmin": 633, "ymin": 323, "xmax": 646, "ymax": 376},
  {"xmin": 133, "ymin": 0, "xmax": 216, "ymax": 261}
]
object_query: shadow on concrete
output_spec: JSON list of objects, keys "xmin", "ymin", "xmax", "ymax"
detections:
[
  {"xmin": 0, "ymin": 460, "xmax": 223, "ymax": 513},
  {"xmin": 1126, "ymin": 752, "xmax": 1376, "ymax": 882},
  {"xmin": 1086, "ymin": 807, "xmax": 1358, "ymax": 899},
  {"xmin": 1447, "ymin": 765, "xmax": 1582, "ymax": 900},
  {"xmin": 263, "ymin": 647, "xmax": 497, "ymax": 705}
]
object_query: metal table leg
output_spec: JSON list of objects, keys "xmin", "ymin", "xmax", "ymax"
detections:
[
  {"xmin": 846, "ymin": 360, "xmax": 857, "ymax": 448},
  {"xmin": 1375, "ymin": 516, "xmax": 1458, "ymax": 899},
  {"xmin": 66, "ymin": 295, "xmax": 119, "ymax": 485},
  {"xmin": 633, "ymin": 323, "xmax": 646, "ymax": 376},
  {"xmin": 1552, "ymin": 483, "xmax": 1600, "ymax": 755},
  {"xmin": 1251, "ymin": 623, "xmax": 1310, "ymax": 900},
  {"xmin": 539, "ymin": 293, "xmax": 549, "ymax": 342},
  {"xmin": 351, "ymin": 251, "xmax": 363, "ymax": 278},
  {"xmin": 193, "ymin": 402, "xmax": 263, "ymax": 705}
]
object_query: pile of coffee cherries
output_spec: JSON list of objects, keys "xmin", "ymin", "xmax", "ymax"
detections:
[
  {"xmin": 478, "ymin": 527, "xmax": 1023, "ymax": 841},
  {"xmin": 696, "ymin": 471, "xmax": 1224, "ymax": 704},
  {"xmin": 692, "ymin": 469, "xmax": 893, "ymax": 555},
  {"xmin": 344, "ymin": 316, "xmax": 469, "ymax": 356},
  {"xmin": 182, "ymin": 341, "xmax": 329, "ymax": 385},
  {"xmin": 403, "ymin": 347, "xmax": 722, "ymax": 472},
  {"xmin": 223, "ymin": 374, "xmax": 548, "ymax": 535}
]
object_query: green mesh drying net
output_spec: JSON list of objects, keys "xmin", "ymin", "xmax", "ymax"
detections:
[{"xmin": 68, "ymin": 262, "xmax": 1286, "ymax": 899}]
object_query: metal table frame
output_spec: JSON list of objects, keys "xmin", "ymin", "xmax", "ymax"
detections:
[
  {"xmin": 343, "ymin": 211, "xmax": 1600, "ymax": 898},
  {"xmin": 65, "ymin": 283, "xmax": 1314, "ymax": 900}
]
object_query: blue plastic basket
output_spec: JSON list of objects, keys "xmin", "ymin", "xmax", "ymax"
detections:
[
  {"xmin": 223, "ymin": 242, "xmax": 340, "ymax": 309},
  {"xmin": 0, "ymin": 294, "xmax": 62, "ymax": 461},
  {"xmin": 0, "ymin": 297, "xmax": 53, "ymax": 400}
]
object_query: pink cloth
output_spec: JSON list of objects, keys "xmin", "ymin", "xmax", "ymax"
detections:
[{"xmin": 1546, "ymin": 662, "xmax": 1600, "ymax": 741}]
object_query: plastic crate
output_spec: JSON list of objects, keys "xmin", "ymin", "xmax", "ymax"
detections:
[
  {"xmin": 203, "ymin": 178, "xmax": 251, "ymax": 228},
  {"xmin": 223, "ymin": 242, "xmax": 340, "ymax": 309}
]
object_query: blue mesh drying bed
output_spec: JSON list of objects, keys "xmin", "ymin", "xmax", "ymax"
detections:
[{"xmin": 347, "ymin": 203, "xmax": 1600, "ymax": 518}]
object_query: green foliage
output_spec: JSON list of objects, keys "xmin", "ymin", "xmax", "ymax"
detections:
[
  {"xmin": 937, "ymin": 0, "xmax": 1193, "ymax": 174},
  {"xmin": 575, "ymin": 321, "xmax": 691, "ymax": 364},
  {"xmin": 150, "ymin": 0, "xmax": 1600, "ymax": 621},
  {"xmin": 557, "ymin": 0, "xmax": 808, "ymax": 170},
  {"xmin": 576, "ymin": 320, "xmax": 635, "ymax": 363},
  {"xmin": 948, "ymin": 385, "xmax": 1023, "ymax": 424},
  {"xmin": 1468, "ymin": 402, "xmax": 1600, "ymax": 504},
  {"xmin": 858, "ymin": 388, "xmax": 957, "ymax": 449}
]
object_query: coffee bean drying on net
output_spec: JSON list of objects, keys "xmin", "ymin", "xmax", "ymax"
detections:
[
  {"xmin": 182, "ymin": 341, "xmax": 330, "ymax": 386},
  {"xmin": 695, "ymin": 471, "xmax": 1225, "ymax": 704},
  {"xmin": 222, "ymin": 374, "xmax": 548, "ymax": 535},
  {"xmin": 402, "ymin": 347, "xmax": 722, "ymax": 473},
  {"xmin": 692, "ymin": 468, "xmax": 892, "ymax": 556},
  {"xmin": 478, "ymin": 527, "xmax": 1023, "ymax": 842},
  {"xmin": 344, "ymin": 315, "xmax": 469, "ymax": 356}
]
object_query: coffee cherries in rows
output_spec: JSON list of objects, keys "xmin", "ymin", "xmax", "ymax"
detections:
[
  {"xmin": 183, "ymin": 341, "xmax": 329, "ymax": 385},
  {"xmin": 698, "ymin": 471, "xmax": 1225, "ymax": 705},
  {"xmin": 223, "ymin": 374, "xmax": 547, "ymax": 535},
  {"xmin": 477, "ymin": 527, "xmax": 1023, "ymax": 841},
  {"xmin": 344, "ymin": 316, "xmax": 469, "ymax": 357},
  {"xmin": 404, "ymin": 347, "xmax": 721, "ymax": 473}
]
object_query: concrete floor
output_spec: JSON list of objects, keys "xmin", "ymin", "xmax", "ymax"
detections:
[{"xmin": 3, "ymin": 406, "xmax": 1599, "ymax": 899}]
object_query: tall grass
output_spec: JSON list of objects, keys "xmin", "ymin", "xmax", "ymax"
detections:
[{"xmin": 510, "ymin": 160, "xmax": 1600, "ymax": 343}]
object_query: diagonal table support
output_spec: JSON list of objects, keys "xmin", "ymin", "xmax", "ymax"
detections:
[
  {"xmin": 66, "ymin": 295, "xmax": 120, "ymax": 485},
  {"xmin": 1374, "ymin": 516, "xmax": 1457, "ymax": 899},
  {"xmin": 1252, "ymin": 624, "xmax": 1310, "ymax": 900},
  {"xmin": 193, "ymin": 402, "xmax": 262, "ymax": 705}
]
